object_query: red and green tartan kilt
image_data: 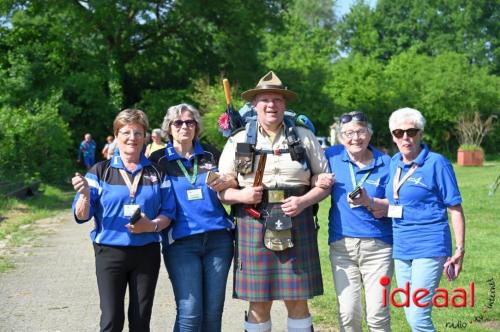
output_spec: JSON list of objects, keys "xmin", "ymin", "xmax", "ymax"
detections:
[{"xmin": 233, "ymin": 204, "xmax": 323, "ymax": 301}]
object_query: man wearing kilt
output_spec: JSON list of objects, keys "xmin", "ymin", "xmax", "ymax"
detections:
[{"xmin": 219, "ymin": 71, "xmax": 333, "ymax": 332}]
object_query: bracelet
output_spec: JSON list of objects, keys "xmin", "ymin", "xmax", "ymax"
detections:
[{"xmin": 455, "ymin": 245, "xmax": 465, "ymax": 254}]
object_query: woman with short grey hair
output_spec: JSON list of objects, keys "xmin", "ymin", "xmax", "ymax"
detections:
[
  {"xmin": 325, "ymin": 111, "xmax": 393, "ymax": 332},
  {"xmin": 161, "ymin": 103, "xmax": 203, "ymax": 141},
  {"xmin": 385, "ymin": 107, "xmax": 465, "ymax": 331}
]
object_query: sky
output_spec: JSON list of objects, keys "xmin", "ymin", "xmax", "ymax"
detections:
[{"xmin": 335, "ymin": 0, "xmax": 377, "ymax": 17}]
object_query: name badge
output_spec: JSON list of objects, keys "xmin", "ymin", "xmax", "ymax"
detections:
[
  {"xmin": 187, "ymin": 188, "xmax": 203, "ymax": 201},
  {"xmin": 388, "ymin": 205, "xmax": 403, "ymax": 218},
  {"xmin": 124, "ymin": 204, "xmax": 140, "ymax": 217}
]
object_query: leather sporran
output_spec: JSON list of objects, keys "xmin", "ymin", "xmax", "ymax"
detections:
[{"xmin": 263, "ymin": 209, "xmax": 293, "ymax": 251}]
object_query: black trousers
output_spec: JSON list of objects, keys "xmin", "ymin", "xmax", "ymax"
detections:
[{"xmin": 93, "ymin": 242, "xmax": 161, "ymax": 332}]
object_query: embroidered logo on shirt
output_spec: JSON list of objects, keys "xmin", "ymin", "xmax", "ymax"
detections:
[
  {"xmin": 365, "ymin": 178, "xmax": 381, "ymax": 187},
  {"xmin": 407, "ymin": 176, "xmax": 428, "ymax": 187}
]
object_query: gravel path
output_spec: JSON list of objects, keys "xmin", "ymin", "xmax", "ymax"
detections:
[{"xmin": 0, "ymin": 211, "xmax": 289, "ymax": 331}]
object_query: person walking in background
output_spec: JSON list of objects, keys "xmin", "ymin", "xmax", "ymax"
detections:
[
  {"xmin": 71, "ymin": 109, "xmax": 175, "ymax": 332},
  {"xmin": 149, "ymin": 103, "xmax": 237, "ymax": 332},
  {"xmin": 101, "ymin": 135, "xmax": 114, "ymax": 160},
  {"xmin": 218, "ymin": 71, "xmax": 332, "ymax": 332},
  {"xmin": 145, "ymin": 128, "xmax": 166, "ymax": 158},
  {"xmin": 325, "ymin": 112, "xmax": 393, "ymax": 332},
  {"xmin": 78, "ymin": 133, "xmax": 97, "ymax": 169},
  {"xmin": 359, "ymin": 107, "xmax": 465, "ymax": 332}
]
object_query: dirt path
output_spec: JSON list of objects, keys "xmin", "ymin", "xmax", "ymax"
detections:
[{"xmin": 0, "ymin": 210, "xmax": 289, "ymax": 331}]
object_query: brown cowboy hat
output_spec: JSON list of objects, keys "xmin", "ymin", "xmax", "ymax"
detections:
[{"xmin": 241, "ymin": 71, "xmax": 298, "ymax": 102}]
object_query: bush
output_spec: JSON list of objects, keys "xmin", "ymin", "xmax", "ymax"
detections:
[{"xmin": 0, "ymin": 96, "xmax": 72, "ymax": 183}]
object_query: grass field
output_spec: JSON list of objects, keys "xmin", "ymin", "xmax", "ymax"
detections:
[{"xmin": 311, "ymin": 159, "xmax": 500, "ymax": 331}]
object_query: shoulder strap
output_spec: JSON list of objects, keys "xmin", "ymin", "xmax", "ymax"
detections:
[{"xmin": 245, "ymin": 117, "xmax": 258, "ymax": 146}]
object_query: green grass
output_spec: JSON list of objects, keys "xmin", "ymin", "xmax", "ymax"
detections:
[
  {"xmin": 311, "ymin": 160, "xmax": 500, "ymax": 331},
  {"xmin": 0, "ymin": 183, "xmax": 74, "ymax": 272}
]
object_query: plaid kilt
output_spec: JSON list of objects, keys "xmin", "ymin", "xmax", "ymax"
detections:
[{"xmin": 233, "ymin": 203, "xmax": 323, "ymax": 301}]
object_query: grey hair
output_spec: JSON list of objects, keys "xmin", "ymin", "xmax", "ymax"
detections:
[
  {"xmin": 151, "ymin": 128, "xmax": 162, "ymax": 138},
  {"xmin": 389, "ymin": 107, "xmax": 426, "ymax": 132},
  {"xmin": 161, "ymin": 103, "xmax": 203, "ymax": 141},
  {"xmin": 336, "ymin": 111, "xmax": 373, "ymax": 142}
]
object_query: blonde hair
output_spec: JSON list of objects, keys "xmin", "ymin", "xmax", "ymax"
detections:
[{"xmin": 113, "ymin": 108, "xmax": 149, "ymax": 137}]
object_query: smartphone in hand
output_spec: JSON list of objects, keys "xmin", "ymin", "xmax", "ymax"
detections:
[
  {"xmin": 446, "ymin": 263, "xmax": 456, "ymax": 281},
  {"xmin": 205, "ymin": 171, "xmax": 220, "ymax": 185},
  {"xmin": 348, "ymin": 186, "xmax": 362, "ymax": 200},
  {"xmin": 129, "ymin": 207, "xmax": 142, "ymax": 225}
]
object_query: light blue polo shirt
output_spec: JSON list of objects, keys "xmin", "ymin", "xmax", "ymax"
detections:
[
  {"xmin": 325, "ymin": 145, "xmax": 393, "ymax": 244},
  {"xmin": 386, "ymin": 144, "xmax": 462, "ymax": 259}
]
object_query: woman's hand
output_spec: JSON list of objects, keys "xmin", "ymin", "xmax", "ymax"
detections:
[
  {"xmin": 313, "ymin": 173, "xmax": 335, "ymax": 189},
  {"xmin": 208, "ymin": 173, "xmax": 238, "ymax": 192},
  {"xmin": 444, "ymin": 248, "xmax": 465, "ymax": 280},
  {"xmin": 72, "ymin": 172, "xmax": 90, "ymax": 197},
  {"xmin": 348, "ymin": 187, "xmax": 370, "ymax": 207}
]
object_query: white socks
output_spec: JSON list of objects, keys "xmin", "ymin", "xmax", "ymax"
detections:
[
  {"xmin": 287, "ymin": 316, "xmax": 313, "ymax": 332},
  {"xmin": 245, "ymin": 320, "xmax": 272, "ymax": 332}
]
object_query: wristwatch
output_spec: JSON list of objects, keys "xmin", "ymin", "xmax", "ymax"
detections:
[{"xmin": 455, "ymin": 245, "xmax": 465, "ymax": 254}]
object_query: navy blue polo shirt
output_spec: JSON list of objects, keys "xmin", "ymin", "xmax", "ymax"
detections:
[
  {"xmin": 150, "ymin": 140, "xmax": 234, "ymax": 243},
  {"xmin": 72, "ymin": 153, "xmax": 176, "ymax": 246},
  {"xmin": 325, "ymin": 145, "xmax": 392, "ymax": 244},
  {"xmin": 386, "ymin": 144, "xmax": 462, "ymax": 259}
]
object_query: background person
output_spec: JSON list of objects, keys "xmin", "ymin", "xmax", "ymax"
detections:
[
  {"xmin": 218, "ymin": 71, "xmax": 332, "ymax": 332},
  {"xmin": 101, "ymin": 135, "xmax": 114, "ymax": 160},
  {"xmin": 325, "ymin": 112, "xmax": 393, "ymax": 332},
  {"xmin": 149, "ymin": 103, "xmax": 237, "ymax": 332},
  {"xmin": 78, "ymin": 133, "xmax": 97, "ymax": 169},
  {"xmin": 71, "ymin": 108, "xmax": 175, "ymax": 332},
  {"xmin": 145, "ymin": 128, "xmax": 166, "ymax": 158},
  {"xmin": 385, "ymin": 107, "xmax": 465, "ymax": 332}
]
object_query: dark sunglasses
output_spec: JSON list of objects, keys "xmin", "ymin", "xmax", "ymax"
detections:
[
  {"xmin": 340, "ymin": 112, "xmax": 368, "ymax": 124},
  {"xmin": 392, "ymin": 128, "xmax": 420, "ymax": 138},
  {"xmin": 171, "ymin": 119, "xmax": 197, "ymax": 128}
]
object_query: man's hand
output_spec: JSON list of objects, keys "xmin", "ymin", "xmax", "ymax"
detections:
[
  {"xmin": 238, "ymin": 186, "xmax": 264, "ymax": 205},
  {"xmin": 281, "ymin": 196, "xmax": 306, "ymax": 217}
]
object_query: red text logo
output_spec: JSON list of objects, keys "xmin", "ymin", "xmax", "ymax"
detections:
[{"xmin": 379, "ymin": 275, "xmax": 475, "ymax": 308}]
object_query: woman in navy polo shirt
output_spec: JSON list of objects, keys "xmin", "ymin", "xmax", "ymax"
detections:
[
  {"xmin": 149, "ymin": 103, "xmax": 236, "ymax": 332},
  {"xmin": 72, "ymin": 109, "xmax": 176, "ymax": 332},
  {"xmin": 385, "ymin": 107, "xmax": 465, "ymax": 332},
  {"xmin": 324, "ymin": 112, "xmax": 393, "ymax": 332}
]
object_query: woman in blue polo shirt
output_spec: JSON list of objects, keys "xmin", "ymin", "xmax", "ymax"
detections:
[
  {"xmin": 72, "ymin": 109, "xmax": 176, "ymax": 332},
  {"xmin": 325, "ymin": 112, "xmax": 393, "ymax": 332},
  {"xmin": 385, "ymin": 107, "xmax": 465, "ymax": 332},
  {"xmin": 149, "ymin": 103, "xmax": 236, "ymax": 332}
]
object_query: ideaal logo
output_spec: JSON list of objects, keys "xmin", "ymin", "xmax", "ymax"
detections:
[
  {"xmin": 445, "ymin": 278, "xmax": 496, "ymax": 329},
  {"xmin": 379, "ymin": 276, "xmax": 475, "ymax": 308},
  {"xmin": 379, "ymin": 276, "xmax": 496, "ymax": 329}
]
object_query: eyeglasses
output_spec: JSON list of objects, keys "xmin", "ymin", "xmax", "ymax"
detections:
[
  {"xmin": 341, "ymin": 128, "xmax": 369, "ymax": 139},
  {"xmin": 340, "ymin": 112, "xmax": 368, "ymax": 124},
  {"xmin": 118, "ymin": 130, "xmax": 144, "ymax": 138},
  {"xmin": 171, "ymin": 119, "xmax": 197, "ymax": 128},
  {"xmin": 392, "ymin": 128, "xmax": 420, "ymax": 138}
]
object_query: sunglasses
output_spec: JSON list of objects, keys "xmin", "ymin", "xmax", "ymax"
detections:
[
  {"xmin": 340, "ymin": 112, "xmax": 368, "ymax": 124},
  {"xmin": 392, "ymin": 128, "xmax": 420, "ymax": 138},
  {"xmin": 171, "ymin": 119, "xmax": 197, "ymax": 128}
]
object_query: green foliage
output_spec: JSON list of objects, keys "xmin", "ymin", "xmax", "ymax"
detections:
[{"xmin": 0, "ymin": 94, "xmax": 72, "ymax": 183}]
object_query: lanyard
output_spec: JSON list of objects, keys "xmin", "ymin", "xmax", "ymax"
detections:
[
  {"xmin": 348, "ymin": 162, "xmax": 372, "ymax": 191},
  {"xmin": 393, "ymin": 164, "xmax": 418, "ymax": 200},
  {"xmin": 176, "ymin": 157, "xmax": 198, "ymax": 185},
  {"xmin": 118, "ymin": 169, "xmax": 143, "ymax": 203}
]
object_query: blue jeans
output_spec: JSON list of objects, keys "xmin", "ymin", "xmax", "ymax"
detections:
[
  {"xmin": 163, "ymin": 230, "xmax": 234, "ymax": 332},
  {"xmin": 394, "ymin": 257, "xmax": 446, "ymax": 332}
]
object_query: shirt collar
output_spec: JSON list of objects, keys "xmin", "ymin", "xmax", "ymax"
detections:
[
  {"xmin": 395, "ymin": 144, "xmax": 429, "ymax": 168},
  {"xmin": 111, "ymin": 151, "xmax": 151, "ymax": 174},
  {"xmin": 165, "ymin": 140, "xmax": 204, "ymax": 161}
]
